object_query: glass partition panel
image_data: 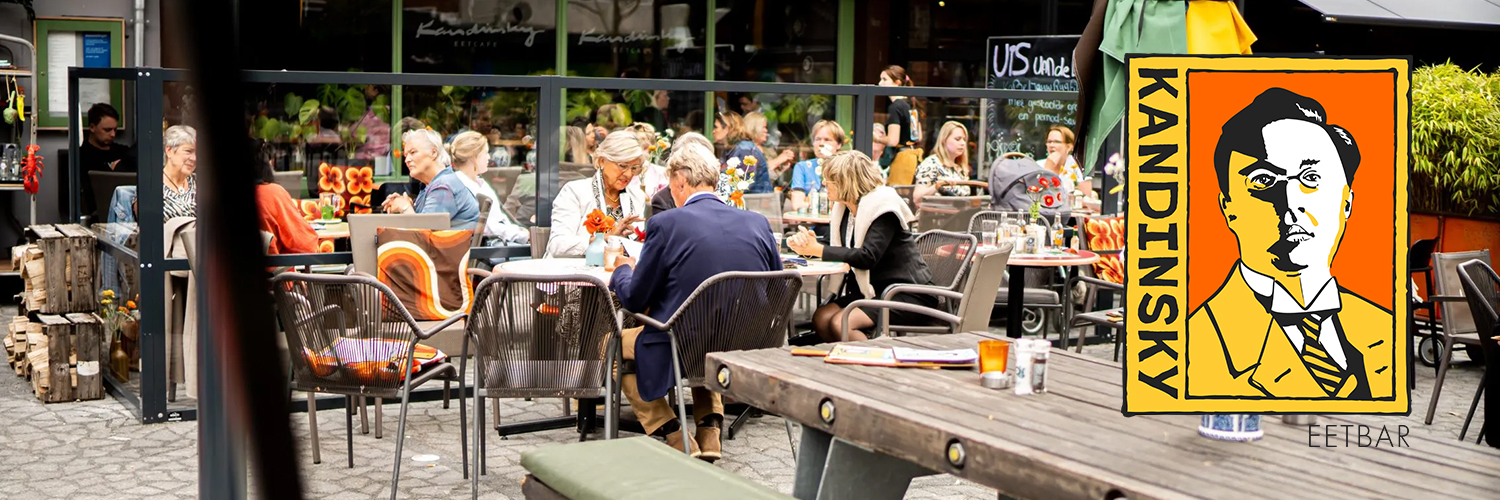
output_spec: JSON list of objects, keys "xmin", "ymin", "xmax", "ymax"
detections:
[
  {"xmin": 404, "ymin": 1, "xmax": 558, "ymax": 75},
  {"xmin": 716, "ymin": 0, "xmax": 839, "ymax": 84},
  {"xmin": 567, "ymin": 0, "xmax": 709, "ymax": 79}
]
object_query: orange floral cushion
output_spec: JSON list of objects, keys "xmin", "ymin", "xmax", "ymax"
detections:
[{"xmin": 1085, "ymin": 216, "xmax": 1125, "ymax": 284}]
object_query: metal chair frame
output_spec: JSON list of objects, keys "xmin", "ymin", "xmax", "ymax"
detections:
[
  {"xmin": 966, "ymin": 210, "xmax": 1067, "ymax": 337},
  {"xmin": 1456, "ymin": 259, "xmax": 1499, "ymax": 445},
  {"xmin": 269, "ymin": 272, "xmax": 468, "ymax": 500},
  {"xmin": 1425, "ymin": 250, "xmax": 1491, "ymax": 425},
  {"xmin": 464, "ymin": 272, "xmax": 623, "ymax": 499},
  {"xmin": 1062, "ymin": 215, "xmax": 1126, "ymax": 360},
  {"xmin": 628, "ymin": 271, "xmax": 803, "ymax": 457}
]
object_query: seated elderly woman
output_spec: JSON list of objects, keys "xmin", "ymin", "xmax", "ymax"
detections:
[
  {"xmin": 787, "ymin": 151, "xmax": 939, "ymax": 342},
  {"xmin": 382, "ymin": 128, "xmax": 480, "ymax": 230},
  {"xmin": 546, "ymin": 130, "xmax": 647, "ymax": 257},
  {"xmin": 448, "ymin": 131, "xmax": 529, "ymax": 244},
  {"xmin": 115, "ymin": 125, "xmax": 197, "ymax": 222}
]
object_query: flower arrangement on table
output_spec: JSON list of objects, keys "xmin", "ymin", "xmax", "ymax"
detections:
[
  {"xmin": 100, "ymin": 289, "xmax": 141, "ymax": 380},
  {"xmin": 1026, "ymin": 175, "xmax": 1065, "ymax": 222},
  {"xmin": 639, "ymin": 128, "xmax": 675, "ymax": 195},
  {"xmin": 722, "ymin": 155, "xmax": 758, "ymax": 209},
  {"xmin": 583, "ymin": 208, "xmax": 644, "ymax": 241}
]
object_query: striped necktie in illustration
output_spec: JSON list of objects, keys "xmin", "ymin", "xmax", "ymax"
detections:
[{"xmin": 1281, "ymin": 312, "xmax": 1347, "ymax": 396}]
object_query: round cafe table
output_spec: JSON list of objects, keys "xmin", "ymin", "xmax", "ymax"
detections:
[
  {"xmin": 1004, "ymin": 248, "xmax": 1099, "ymax": 338},
  {"xmin": 783, "ymin": 212, "xmax": 832, "ymax": 225}
]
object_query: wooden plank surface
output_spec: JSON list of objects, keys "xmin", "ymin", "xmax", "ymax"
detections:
[
  {"xmin": 66, "ymin": 313, "xmax": 103, "ymax": 400},
  {"xmin": 706, "ymin": 333, "xmax": 1500, "ymax": 500}
]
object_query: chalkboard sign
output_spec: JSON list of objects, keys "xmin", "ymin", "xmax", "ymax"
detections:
[{"xmin": 983, "ymin": 35, "xmax": 1080, "ymax": 171}]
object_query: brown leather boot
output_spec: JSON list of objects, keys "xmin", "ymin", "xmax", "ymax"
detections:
[
  {"xmin": 663, "ymin": 428, "xmax": 700, "ymax": 456},
  {"xmin": 695, "ymin": 425, "xmax": 722, "ymax": 462}
]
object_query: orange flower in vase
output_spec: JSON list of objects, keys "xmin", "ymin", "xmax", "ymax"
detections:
[
  {"xmin": 583, "ymin": 208, "xmax": 616, "ymax": 235},
  {"xmin": 728, "ymin": 191, "xmax": 745, "ymax": 208},
  {"xmin": 345, "ymin": 166, "xmax": 375, "ymax": 195},
  {"xmin": 318, "ymin": 163, "xmax": 346, "ymax": 195}
]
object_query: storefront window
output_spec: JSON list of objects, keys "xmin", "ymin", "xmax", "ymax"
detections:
[
  {"xmin": 238, "ymin": 0, "xmax": 394, "ymax": 72},
  {"xmin": 567, "ymin": 0, "xmax": 709, "ymax": 80},
  {"xmin": 403, "ymin": 0, "xmax": 558, "ymax": 75},
  {"xmin": 716, "ymin": 0, "xmax": 839, "ymax": 84}
]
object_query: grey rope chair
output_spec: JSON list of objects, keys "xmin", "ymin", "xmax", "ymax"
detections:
[
  {"xmin": 629, "ymin": 270, "xmax": 803, "ymax": 457},
  {"xmin": 464, "ymin": 272, "xmax": 623, "ymax": 498},
  {"xmin": 269, "ymin": 272, "xmax": 467, "ymax": 500}
]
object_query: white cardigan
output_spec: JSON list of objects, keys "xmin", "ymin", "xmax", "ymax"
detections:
[
  {"xmin": 546, "ymin": 174, "xmax": 647, "ymax": 258},
  {"xmin": 828, "ymin": 186, "xmax": 915, "ymax": 299},
  {"xmin": 455, "ymin": 172, "xmax": 529, "ymax": 243}
]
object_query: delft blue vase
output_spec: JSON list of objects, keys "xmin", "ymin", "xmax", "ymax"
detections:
[
  {"xmin": 585, "ymin": 232, "xmax": 607, "ymax": 267},
  {"xmin": 1199, "ymin": 414, "xmax": 1264, "ymax": 442}
]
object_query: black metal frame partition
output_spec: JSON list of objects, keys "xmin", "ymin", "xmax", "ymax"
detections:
[{"xmin": 67, "ymin": 67, "xmax": 1074, "ymax": 424}]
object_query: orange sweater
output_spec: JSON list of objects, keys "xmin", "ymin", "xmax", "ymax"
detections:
[{"xmin": 256, "ymin": 183, "xmax": 319, "ymax": 254}]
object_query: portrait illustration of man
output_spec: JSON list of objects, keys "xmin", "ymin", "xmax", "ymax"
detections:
[{"xmin": 1186, "ymin": 87, "xmax": 1394, "ymax": 400}]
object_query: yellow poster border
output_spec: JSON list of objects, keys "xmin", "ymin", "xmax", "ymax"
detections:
[{"xmin": 1121, "ymin": 55, "xmax": 1410, "ymax": 415}]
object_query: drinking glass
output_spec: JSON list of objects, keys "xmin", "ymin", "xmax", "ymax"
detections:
[
  {"xmin": 978, "ymin": 340, "xmax": 1010, "ymax": 374},
  {"xmin": 980, "ymin": 220, "xmax": 999, "ymax": 246}
]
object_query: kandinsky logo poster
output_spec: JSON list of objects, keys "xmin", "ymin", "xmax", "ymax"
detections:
[{"xmin": 1123, "ymin": 56, "xmax": 1410, "ymax": 414}]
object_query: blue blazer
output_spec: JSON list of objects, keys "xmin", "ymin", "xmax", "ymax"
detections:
[{"xmin": 609, "ymin": 194, "xmax": 782, "ymax": 401}]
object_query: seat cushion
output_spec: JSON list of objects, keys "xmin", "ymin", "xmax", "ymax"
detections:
[
  {"xmin": 521, "ymin": 436, "xmax": 790, "ymax": 500},
  {"xmin": 995, "ymin": 288, "xmax": 1061, "ymax": 305}
]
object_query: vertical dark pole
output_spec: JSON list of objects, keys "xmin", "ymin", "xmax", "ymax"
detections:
[
  {"xmin": 176, "ymin": 0, "xmax": 305, "ymax": 498},
  {"xmin": 536, "ymin": 77, "xmax": 561, "ymax": 226},
  {"xmin": 135, "ymin": 70, "xmax": 166, "ymax": 424},
  {"xmin": 68, "ymin": 69, "xmax": 81, "ymax": 222},
  {"xmin": 854, "ymin": 86, "xmax": 875, "ymax": 157}
]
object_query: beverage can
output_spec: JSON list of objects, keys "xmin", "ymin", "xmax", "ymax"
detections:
[{"xmin": 1013, "ymin": 340, "xmax": 1035, "ymax": 395}]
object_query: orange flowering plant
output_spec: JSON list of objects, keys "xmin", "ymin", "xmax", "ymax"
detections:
[{"xmin": 583, "ymin": 208, "xmax": 616, "ymax": 235}]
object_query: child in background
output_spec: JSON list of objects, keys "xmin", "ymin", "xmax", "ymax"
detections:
[{"xmin": 788, "ymin": 120, "xmax": 847, "ymax": 211}]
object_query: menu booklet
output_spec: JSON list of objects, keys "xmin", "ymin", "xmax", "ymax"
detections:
[{"xmin": 819, "ymin": 345, "xmax": 977, "ymax": 369}]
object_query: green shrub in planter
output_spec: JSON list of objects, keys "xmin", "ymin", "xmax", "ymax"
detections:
[{"xmin": 1412, "ymin": 63, "xmax": 1500, "ymax": 217}]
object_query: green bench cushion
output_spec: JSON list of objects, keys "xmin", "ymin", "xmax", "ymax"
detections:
[{"xmin": 520, "ymin": 437, "xmax": 790, "ymax": 500}]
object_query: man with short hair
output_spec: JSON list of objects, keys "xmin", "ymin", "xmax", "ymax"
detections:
[
  {"xmin": 1187, "ymin": 87, "xmax": 1393, "ymax": 400},
  {"xmin": 80, "ymin": 103, "xmax": 135, "ymax": 219},
  {"xmin": 609, "ymin": 143, "xmax": 781, "ymax": 461}
]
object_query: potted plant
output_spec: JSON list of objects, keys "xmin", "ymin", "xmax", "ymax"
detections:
[{"xmin": 1409, "ymin": 63, "xmax": 1500, "ymax": 303}]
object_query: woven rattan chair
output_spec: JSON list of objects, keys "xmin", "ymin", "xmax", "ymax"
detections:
[
  {"xmin": 269, "ymin": 272, "xmax": 467, "ymax": 500},
  {"xmin": 628, "ymin": 271, "xmax": 803, "ymax": 456},
  {"xmin": 465, "ymin": 272, "xmax": 623, "ymax": 498},
  {"xmin": 1457, "ymin": 259, "xmax": 1500, "ymax": 445}
]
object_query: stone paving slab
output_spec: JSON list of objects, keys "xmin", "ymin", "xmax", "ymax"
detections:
[{"xmin": 0, "ymin": 301, "xmax": 1486, "ymax": 499}]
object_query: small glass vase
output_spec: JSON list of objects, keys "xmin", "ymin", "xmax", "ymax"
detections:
[{"xmin": 584, "ymin": 232, "xmax": 608, "ymax": 267}]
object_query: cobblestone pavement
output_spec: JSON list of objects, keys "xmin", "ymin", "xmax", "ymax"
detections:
[{"xmin": 0, "ymin": 302, "xmax": 1486, "ymax": 498}]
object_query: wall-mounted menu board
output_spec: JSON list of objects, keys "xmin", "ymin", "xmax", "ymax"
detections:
[
  {"xmin": 983, "ymin": 35, "xmax": 1079, "ymax": 170},
  {"xmin": 33, "ymin": 17, "xmax": 126, "ymax": 130}
]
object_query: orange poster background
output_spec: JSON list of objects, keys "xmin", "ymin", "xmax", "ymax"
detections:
[{"xmin": 1186, "ymin": 71, "xmax": 1397, "ymax": 312}]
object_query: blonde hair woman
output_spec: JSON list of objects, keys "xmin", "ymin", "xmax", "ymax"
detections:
[
  {"xmin": 546, "ymin": 130, "xmax": 648, "ymax": 257},
  {"xmin": 1044, "ymin": 125, "xmax": 1092, "ymax": 197},
  {"xmin": 448, "ymin": 131, "xmax": 528, "ymax": 243},
  {"xmin": 786, "ymin": 151, "xmax": 939, "ymax": 342},
  {"xmin": 913, "ymin": 121, "xmax": 984, "ymax": 204},
  {"xmin": 383, "ymin": 128, "xmax": 480, "ymax": 229},
  {"xmin": 788, "ymin": 120, "xmax": 847, "ymax": 210}
]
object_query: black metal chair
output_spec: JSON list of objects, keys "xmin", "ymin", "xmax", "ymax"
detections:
[
  {"xmin": 1456, "ymin": 259, "xmax": 1499, "ymax": 446},
  {"xmin": 269, "ymin": 272, "xmax": 467, "ymax": 500},
  {"xmin": 628, "ymin": 271, "xmax": 803, "ymax": 457},
  {"xmin": 464, "ymin": 272, "xmax": 623, "ymax": 499},
  {"xmin": 1063, "ymin": 215, "xmax": 1126, "ymax": 360},
  {"xmin": 1409, "ymin": 239, "xmax": 1439, "ymax": 379}
]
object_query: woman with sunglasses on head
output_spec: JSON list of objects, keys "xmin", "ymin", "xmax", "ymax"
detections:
[{"xmin": 546, "ymin": 130, "xmax": 648, "ymax": 257}]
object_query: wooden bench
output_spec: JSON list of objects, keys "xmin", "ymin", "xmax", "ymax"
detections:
[{"xmin": 519, "ymin": 436, "xmax": 790, "ymax": 500}]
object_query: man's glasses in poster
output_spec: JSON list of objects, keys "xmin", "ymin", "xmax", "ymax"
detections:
[{"xmin": 1242, "ymin": 159, "xmax": 1324, "ymax": 193}]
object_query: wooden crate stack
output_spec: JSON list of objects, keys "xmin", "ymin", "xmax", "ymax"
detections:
[
  {"xmin": 6, "ymin": 225, "xmax": 106, "ymax": 403},
  {"xmin": 18, "ymin": 224, "xmax": 98, "ymax": 314}
]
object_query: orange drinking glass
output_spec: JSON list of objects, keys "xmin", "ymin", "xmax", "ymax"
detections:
[{"xmin": 978, "ymin": 340, "xmax": 1009, "ymax": 374}]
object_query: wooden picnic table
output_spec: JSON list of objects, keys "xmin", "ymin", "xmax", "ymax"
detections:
[{"xmin": 706, "ymin": 332, "xmax": 1500, "ymax": 500}]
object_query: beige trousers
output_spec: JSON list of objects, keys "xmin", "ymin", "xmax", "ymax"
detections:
[{"xmin": 618, "ymin": 326, "xmax": 722, "ymax": 435}]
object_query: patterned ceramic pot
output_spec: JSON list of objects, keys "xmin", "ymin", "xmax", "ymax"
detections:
[{"xmin": 1198, "ymin": 414, "xmax": 1263, "ymax": 442}]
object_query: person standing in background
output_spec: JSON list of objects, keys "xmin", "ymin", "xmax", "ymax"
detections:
[
  {"xmin": 79, "ymin": 103, "xmax": 135, "ymax": 220},
  {"xmin": 879, "ymin": 66, "xmax": 924, "ymax": 185}
]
